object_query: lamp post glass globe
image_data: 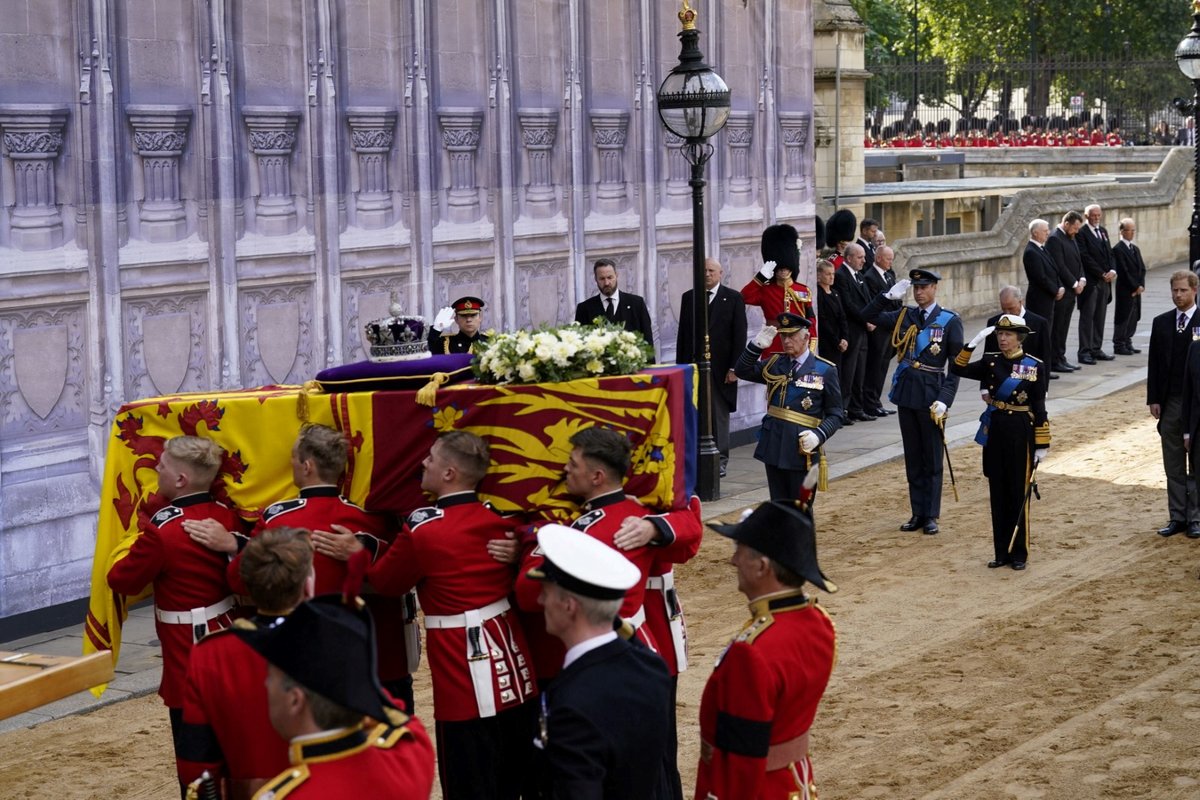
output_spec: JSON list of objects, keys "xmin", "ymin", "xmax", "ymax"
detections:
[{"xmin": 657, "ymin": 68, "xmax": 731, "ymax": 141}]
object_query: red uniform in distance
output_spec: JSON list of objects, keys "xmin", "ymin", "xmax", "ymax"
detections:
[
  {"xmin": 740, "ymin": 278, "xmax": 817, "ymax": 355},
  {"xmin": 695, "ymin": 591, "xmax": 836, "ymax": 800},
  {"xmin": 368, "ymin": 493, "xmax": 535, "ymax": 721},
  {"xmin": 107, "ymin": 492, "xmax": 243, "ymax": 709},
  {"xmin": 254, "ymin": 720, "xmax": 435, "ymax": 799},
  {"xmin": 176, "ymin": 621, "xmax": 290, "ymax": 799}
]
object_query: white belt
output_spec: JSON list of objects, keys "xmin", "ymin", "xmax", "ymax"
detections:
[
  {"xmin": 424, "ymin": 598, "xmax": 510, "ymax": 630},
  {"xmin": 645, "ymin": 573, "xmax": 674, "ymax": 592},
  {"xmin": 647, "ymin": 570, "xmax": 689, "ymax": 672},
  {"xmin": 623, "ymin": 606, "xmax": 646, "ymax": 630},
  {"xmin": 154, "ymin": 595, "xmax": 235, "ymax": 625}
]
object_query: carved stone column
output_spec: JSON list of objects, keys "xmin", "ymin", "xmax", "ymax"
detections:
[
  {"xmin": 517, "ymin": 109, "xmax": 558, "ymax": 218},
  {"xmin": 437, "ymin": 108, "xmax": 484, "ymax": 224},
  {"xmin": 243, "ymin": 107, "xmax": 301, "ymax": 236},
  {"xmin": 662, "ymin": 130, "xmax": 691, "ymax": 211},
  {"xmin": 590, "ymin": 110, "xmax": 629, "ymax": 214},
  {"xmin": 779, "ymin": 112, "xmax": 811, "ymax": 196},
  {"xmin": 0, "ymin": 105, "xmax": 70, "ymax": 251},
  {"xmin": 126, "ymin": 105, "xmax": 192, "ymax": 243},
  {"xmin": 725, "ymin": 111, "xmax": 754, "ymax": 206},
  {"xmin": 347, "ymin": 108, "xmax": 397, "ymax": 230}
]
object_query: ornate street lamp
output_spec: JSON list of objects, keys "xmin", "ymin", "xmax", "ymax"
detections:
[
  {"xmin": 657, "ymin": 0, "xmax": 730, "ymax": 501},
  {"xmin": 1176, "ymin": 0, "xmax": 1200, "ymax": 270}
]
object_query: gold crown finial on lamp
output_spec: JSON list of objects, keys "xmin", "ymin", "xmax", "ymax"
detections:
[{"xmin": 679, "ymin": 0, "xmax": 697, "ymax": 31}]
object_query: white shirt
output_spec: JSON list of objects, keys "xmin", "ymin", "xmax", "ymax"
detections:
[
  {"xmin": 563, "ymin": 631, "xmax": 618, "ymax": 670},
  {"xmin": 602, "ymin": 290, "xmax": 621, "ymax": 311}
]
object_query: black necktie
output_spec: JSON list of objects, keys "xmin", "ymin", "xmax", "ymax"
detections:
[
  {"xmin": 919, "ymin": 308, "xmax": 927, "ymax": 326},
  {"xmin": 1179, "ymin": 311, "xmax": 1188, "ymax": 333},
  {"xmin": 605, "ymin": 297, "xmax": 615, "ymax": 320},
  {"xmin": 708, "ymin": 289, "xmax": 716, "ymax": 304}
]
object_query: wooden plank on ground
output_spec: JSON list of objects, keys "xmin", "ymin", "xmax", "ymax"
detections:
[{"xmin": 0, "ymin": 650, "xmax": 114, "ymax": 720}]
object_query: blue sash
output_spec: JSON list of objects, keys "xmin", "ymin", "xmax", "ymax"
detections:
[
  {"xmin": 891, "ymin": 308, "xmax": 955, "ymax": 390},
  {"xmin": 975, "ymin": 354, "xmax": 1037, "ymax": 446}
]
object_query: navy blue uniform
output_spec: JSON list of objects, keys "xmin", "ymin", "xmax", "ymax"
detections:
[
  {"xmin": 734, "ymin": 343, "xmax": 843, "ymax": 502},
  {"xmin": 863, "ymin": 294, "xmax": 963, "ymax": 520}
]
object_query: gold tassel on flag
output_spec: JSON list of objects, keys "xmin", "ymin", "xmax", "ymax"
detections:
[
  {"xmin": 415, "ymin": 372, "xmax": 450, "ymax": 407},
  {"xmin": 296, "ymin": 380, "xmax": 323, "ymax": 422}
]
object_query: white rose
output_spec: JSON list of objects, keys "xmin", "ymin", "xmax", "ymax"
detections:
[{"xmin": 517, "ymin": 362, "xmax": 537, "ymax": 381}]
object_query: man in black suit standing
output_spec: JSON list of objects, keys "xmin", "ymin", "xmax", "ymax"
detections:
[
  {"xmin": 862, "ymin": 244, "xmax": 900, "ymax": 415},
  {"xmin": 1023, "ymin": 218, "xmax": 1062, "ymax": 350},
  {"xmin": 575, "ymin": 258, "xmax": 655, "ymax": 351},
  {"xmin": 983, "ymin": 285, "xmax": 1053, "ymax": 377},
  {"xmin": 1076, "ymin": 204, "xmax": 1118, "ymax": 364},
  {"xmin": 1147, "ymin": 271, "xmax": 1200, "ymax": 538},
  {"xmin": 528, "ymin": 524, "xmax": 672, "ymax": 799},
  {"xmin": 856, "ymin": 217, "xmax": 879, "ymax": 272},
  {"xmin": 676, "ymin": 258, "xmax": 748, "ymax": 477},
  {"xmin": 1111, "ymin": 217, "xmax": 1147, "ymax": 355},
  {"xmin": 1045, "ymin": 211, "xmax": 1086, "ymax": 373},
  {"xmin": 833, "ymin": 242, "xmax": 875, "ymax": 422}
]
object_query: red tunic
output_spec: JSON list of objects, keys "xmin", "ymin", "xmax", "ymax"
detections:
[
  {"xmin": 695, "ymin": 590, "xmax": 836, "ymax": 800},
  {"xmin": 368, "ymin": 493, "xmax": 535, "ymax": 722},
  {"xmin": 107, "ymin": 492, "xmax": 242, "ymax": 708},
  {"xmin": 177, "ymin": 621, "xmax": 290, "ymax": 799},
  {"xmin": 253, "ymin": 720, "xmax": 435, "ymax": 799},
  {"xmin": 740, "ymin": 278, "xmax": 817, "ymax": 354},
  {"xmin": 642, "ymin": 497, "xmax": 704, "ymax": 676},
  {"xmin": 227, "ymin": 486, "xmax": 414, "ymax": 683}
]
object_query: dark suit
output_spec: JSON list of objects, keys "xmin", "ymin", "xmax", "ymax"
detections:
[
  {"xmin": 1148, "ymin": 306, "xmax": 1200, "ymax": 525},
  {"xmin": 833, "ymin": 264, "xmax": 871, "ymax": 416},
  {"xmin": 1045, "ymin": 227, "xmax": 1082, "ymax": 366},
  {"xmin": 1023, "ymin": 241, "xmax": 1061, "ymax": 346},
  {"xmin": 1111, "ymin": 238, "xmax": 1146, "ymax": 351},
  {"xmin": 575, "ymin": 291, "xmax": 655, "ymax": 351},
  {"xmin": 1076, "ymin": 223, "xmax": 1114, "ymax": 358},
  {"xmin": 856, "ymin": 236, "xmax": 876, "ymax": 271},
  {"xmin": 984, "ymin": 309, "xmax": 1051, "ymax": 371},
  {"xmin": 815, "ymin": 286, "xmax": 849, "ymax": 373},
  {"xmin": 676, "ymin": 284, "xmax": 747, "ymax": 463},
  {"xmin": 862, "ymin": 266, "xmax": 901, "ymax": 412},
  {"xmin": 539, "ymin": 637, "xmax": 672, "ymax": 800},
  {"xmin": 1183, "ymin": 340, "xmax": 1200, "ymax": 478},
  {"xmin": 863, "ymin": 295, "xmax": 963, "ymax": 521}
]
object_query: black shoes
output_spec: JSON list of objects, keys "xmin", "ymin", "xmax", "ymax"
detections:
[
  {"xmin": 900, "ymin": 516, "xmax": 925, "ymax": 531},
  {"xmin": 1158, "ymin": 520, "xmax": 1186, "ymax": 537},
  {"xmin": 850, "ymin": 412, "xmax": 877, "ymax": 422},
  {"xmin": 1053, "ymin": 361, "xmax": 1078, "ymax": 372},
  {"xmin": 987, "ymin": 559, "xmax": 1009, "ymax": 568},
  {"xmin": 1011, "ymin": 561, "xmax": 1027, "ymax": 571},
  {"xmin": 842, "ymin": 417, "xmax": 855, "ymax": 426},
  {"xmin": 1049, "ymin": 373, "xmax": 1060, "ymax": 379},
  {"xmin": 874, "ymin": 407, "xmax": 895, "ymax": 416},
  {"xmin": 1189, "ymin": 522, "xmax": 1200, "ymax": 539},
  {"xmin": 1113, "ymin": 345, "xmax": 1138, "ymax": 356},
  {"xmin": 1078, "ymin": 354, "xmax": 1097, "ymax": 365},
  {"xmin": 923, "ymin": 519, "xmax": 939, "ymax": 535},
  {"xmin": 1093, "ymin": 351, "xmax": 1115, "ymax": 361}
]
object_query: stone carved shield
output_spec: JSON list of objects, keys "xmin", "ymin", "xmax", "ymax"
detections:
[
  {"xmin": 143, "ymin": 313, "xmax": 191, "ymax": 395},
  {"xmin": 257, "ymin": 302, "xmax": 300, "ymax": 384},
  {"xmin": 13, "ymin": 325, "xmax": 68, "ymax": 419},
  {"xmin": 528, "ymin": 274, "xmax": 561, "ymax": 326}
]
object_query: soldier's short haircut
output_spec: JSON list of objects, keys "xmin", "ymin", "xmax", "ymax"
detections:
[
  {"xmin": 1062, "ymin": 210, "xmax": 1085, "ymax": 225},
  {"xmin": 240, "ymin": 528, "xmax": 313, "ymax": 612},
  {"xmin": 1172, "ymin": 269, "xmax": 1199, "ymax": 289},
  {"xmin": 570, "ymin": 427, "xmax": 631, "ymax": 482},
  {"xmin": 163, "ymin": 436, "xmax": 224, "ymax": 486},
  {"xmin": 279, "ymin": 672, "xmax": 362, "ymax": 730},
  {"xmin": 436, "ymin": 430, "xmax": 490, "ymax": 486},
  {"xmin": 593, "ymin": 257, "xmax": 618, "ymax": 274},
  {"xmin": 296, "ymin": 424, "xmax": 349, "ymax": 483}
]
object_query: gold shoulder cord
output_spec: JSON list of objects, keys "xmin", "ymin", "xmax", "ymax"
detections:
[
  {"xmin": 761, "ymin": 356, "xmax": 790, "ymax": 405},
  {"xmin": 891, "ymin": 312, "xmax": 916, "ymax": 362}
]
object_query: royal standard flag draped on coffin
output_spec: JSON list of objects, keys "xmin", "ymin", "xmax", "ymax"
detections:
[{"xmin": 85, "ymin": 366, "xmax": 697, "ymax": 693}]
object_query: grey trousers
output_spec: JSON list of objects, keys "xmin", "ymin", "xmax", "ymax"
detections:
[{"xmin": 1160, "ymin": 394, "xmax": 1198, "ymax": 522}]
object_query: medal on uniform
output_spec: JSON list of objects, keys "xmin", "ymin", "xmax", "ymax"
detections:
[
  {"xmin": 929, "ymin": 326, "xmax": 943, "ymax": 355},
  {"xmin": 1193, "ymin": 325, "xmax": 1200, "ymax": 341},
  {"xmin": 1016, "ymin": 390, "xmax": 1028, "ymax": 404},
  {"xmin": 801, "ymin": 395, "xmax": 813, "ymax": 410}
]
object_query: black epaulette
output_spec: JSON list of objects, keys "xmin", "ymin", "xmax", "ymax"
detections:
[
  {"xmin": 254, "ymin": 764, "xmax": 310, "ymax": 799},
  {"xmin": 406, "ymin": 506, "xmax": 444, "ymax": 529},
  {"xmin": 572, "ymin": 508, "xmax": 604, "ymax": 531},
  {"xmin": 150, "ymin": 506, "xmax": 183, "ymax": 527},
  {"xmin": 262, "ymin": 498, "xmax": 306, "ymax": 523}
]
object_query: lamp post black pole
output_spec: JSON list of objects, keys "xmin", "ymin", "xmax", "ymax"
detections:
[
  {"xmin": 1191, "ymin": 78, "xmax": 1200, "ymax": 271},
  {"xmin": 684, "ymin": 142, "xmax": 720, "ymax": 501}
]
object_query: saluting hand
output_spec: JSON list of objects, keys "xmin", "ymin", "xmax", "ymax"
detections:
[{"xmin": 885, "ymin": 278, "xmax": 910, "ymax": 300}]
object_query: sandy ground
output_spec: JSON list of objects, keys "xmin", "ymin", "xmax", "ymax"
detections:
[{"xmin": 3, "ymin": 384, "xmax": 1200, "ymax": 799}]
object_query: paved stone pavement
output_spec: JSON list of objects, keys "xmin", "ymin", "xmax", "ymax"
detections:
[{"xmin": 0, "ymin": 262, "xmax": 1183, "ymax": 734}]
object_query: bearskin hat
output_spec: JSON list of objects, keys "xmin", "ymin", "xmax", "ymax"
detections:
[
  {"xmin": 825, "ymin": 209, "xmax": 857, "ymax": 247},
  {"xmin": 761, "ymin": 223, "xmax": 800, "ymax": 277}
]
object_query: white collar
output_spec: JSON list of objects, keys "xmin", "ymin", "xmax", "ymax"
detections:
[
  {"xmin": 563, "ymin": 631, "xmax": 618, "ymax": 670},
  {"xmin": 603, "ymin": 289, "xmax": 621, "ymax": 306},
  {"xmin": 1179, "ymin": 305, "xmax": 1197, "ymax": 319}
]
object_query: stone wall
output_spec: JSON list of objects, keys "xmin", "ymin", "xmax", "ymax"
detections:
[
  {"xmin": 894, "ymin": 147, "xmax": 1193, "ymax": 318},
  {"xmin": 0, "ymin": 0, "xmax": 817, "ymax": 622}
]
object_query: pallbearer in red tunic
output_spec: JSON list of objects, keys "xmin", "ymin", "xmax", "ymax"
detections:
[
  {"xmin": 177, "ymin": 528, "xmax": 314, "ymax": 800},
  {"xmin": 231, "ymin": 595, "xmax": 435, "ymax": 800},
  {"xmin": 193, "ymin": 423, "xmax": 418, "ymax": 711},
  {"xmin": 359, "ymin": 431, "xmax": 536, "ymax": 800},
  {"xmin": 695, "ymin": 501, "xmax": 838, "ymax": 800},
  {"xmin": 106, "ymin": 435, "xmax": 244, "ymax": 793}
]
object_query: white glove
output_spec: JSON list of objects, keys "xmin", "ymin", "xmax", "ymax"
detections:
[
  {"xmin": 799, "ymin": 430, "xmax": 820, "ymax": 453},
  {"xmin": 432, "ymin": 306, "xmax": 456, "ymax": 332},
  {"xmin": 758, "ymin": 260, "xmax": 777, "ymax": 281},
  {"xmin": 752, "ymin": 325, "xmax": 778, "ymax": 349},
  {"xmin": 885, "ymin": 278, "xmax": 911, "ymax": 300},
  {"xmin": 1033, "ymin": 448, "xmax": 1048, "ymax": 465},
  {"xmin": 967, "ymin": 325, "xmax": 995, "ymax": 350},
  {"xmin": 929, "ymin": 400, "xmax": 947, "ymax": 422}
]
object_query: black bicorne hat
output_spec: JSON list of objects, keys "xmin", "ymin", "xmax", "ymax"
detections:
[{"xmin": 708, "ymin": 501, "xmax": 837, "ymax": 593}]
